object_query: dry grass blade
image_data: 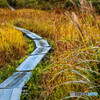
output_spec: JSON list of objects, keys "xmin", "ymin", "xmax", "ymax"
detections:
[
  {"xmin": 70, "ymin": 0, "xmax": 79, "ymax": 15},
  {"xmin": 76, "ymin": 66, "xmax": 100, "ymax": 75},
  {"xmin": 64, "ymin": 12, "xmax": 85, "ymax": 42},
  {"xmin": 72, "ymin": 70, "xmax": 90, "ymax": 82},
  {"xmin": 52, "ymin": 80, "xmax": 88, "ymax": 90},
  {"xmin": 60, "ymin": 96, "xmax": 87, "ymax": 100}
]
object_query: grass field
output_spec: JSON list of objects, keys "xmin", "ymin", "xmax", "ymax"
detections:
[{"xmin": 0, "ymin": 0, "xmax": 100, "ymax": 100}]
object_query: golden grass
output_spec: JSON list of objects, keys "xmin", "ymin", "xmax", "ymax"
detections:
[
  {"xmin": 0, "ymin": 1, "xmax": 100, "ymax": 99},
  {"xmin": 0, "ymin": 25, "xmax": 26, "ymax": 67}
]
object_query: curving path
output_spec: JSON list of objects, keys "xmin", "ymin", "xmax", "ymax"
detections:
[{"xmin": 0, "ymin": 6, "xmax": 51, "ymax": 100}]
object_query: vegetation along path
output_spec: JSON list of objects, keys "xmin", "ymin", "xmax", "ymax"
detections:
[{"xmin": 0, "ymin": 5, "xmax": 51, "ymax": 100}]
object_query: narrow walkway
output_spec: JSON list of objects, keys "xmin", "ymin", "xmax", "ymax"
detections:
[{"xmin": 0, "ymin": 6, "xmax": 51, "ymax": 100}]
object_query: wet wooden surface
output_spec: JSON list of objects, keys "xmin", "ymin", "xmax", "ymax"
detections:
[
  {"xmin": 0, "ymin": 88, "xmax": 21, "ymax": 100},
  {"xmin": 15, "ymin": 27, "xmax": 42, "ymax": 39},
  {"xmin": 0, "ymin": 72, "xmax": 32, "ymax": 89},
  {"xmin": 26, "ymin": 33, "xmax": 42, "ymax": 40},
  {"xmin": 16, "ymin": 54, "xmax": 45, "ymax": 71},
  {"xmin": 30, "ymin": 47, "xmax": 51, "ymax": 55},
  {"xmin": 0, "ymin": 72, "xmax": 31, "ymax": 100},
  {"xmin": 34, "ymin": 39, "xmax": 50, "ymax": 47}
]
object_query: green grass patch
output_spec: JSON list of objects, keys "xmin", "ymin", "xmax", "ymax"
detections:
[{"xmin": 0, "ymin": 0, "xmax": 8, "ymax": 7}]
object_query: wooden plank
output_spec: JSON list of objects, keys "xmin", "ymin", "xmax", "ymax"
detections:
[
  {"xmin": 16, "ymin": 54, "xmax": 45, "ymax": 71},
  {"xmin": 8, "ymin": 5, "xmax": 15, "ymax": 11},
  {"xmin": 10, "ymin": 88, "xmax": 22, "ymax": 100},
  {"xmin": 0, "ymin": 89, "xmax": 3, "ymax": 98},
  {"xmin": 14, "ymin": 27, "xmax": 25, "ymax": 31},
  {"xmin": 30, "ymin": 47, "xmax": 51, "ymax": 55},
  {"xmin": 14, "ymin": 27, "xmax": 31, "ymax": 35},
  {"xmin": 0, "ymin": 72, "xmax": 32, "ymax": 89},
  {"xmin": 15, "ymin": 27, "xmax": 42, "ymax": 39},
  {"xmin": 34, "ymin": 39, "xmax": 50, "ymax": 47},
  {"xmin": 26, "ymin": 33, "xmax": 42, "ymax": 40},
  {"xmin": 0, "ymin": 89, "xmax": 13, "ymax": 100},
  {"xmin": 0, "ymin": 88, "xmax": 21, "ymax": 100}
]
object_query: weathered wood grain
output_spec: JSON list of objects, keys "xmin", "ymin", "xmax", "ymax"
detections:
[
  {"xmin": 26, "ymin": 33, "xmax": 42, "ymax": 40},
  {"xmin": 15, "ymin": 27, "xmax": 42, "ymax": 39},
  {"xmin": 0, "ymin": 72, "xmax": 32, "ymax": 89},
  {"xmin": 16, "ymin": 54, "xmax": 45, "ymax": 71},
  {"xmin": 34, "ymin": 39, "xmax": 50, "ymax": 47},
  {"xmin": 0, "ymin": 88, "xmax": 21, "ymax": 100},
  {"xmin": 30, "ymin": 47, "xmax": 51, "ymax": 55}
]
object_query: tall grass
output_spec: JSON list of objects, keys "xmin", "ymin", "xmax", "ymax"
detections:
[
  {"xmin": 0, "ymin": 25, "xmax": 26, "ymax": 67},
  {"xmin": 0, "ymin": 0, "xmax": 100, "ymax": 99}
]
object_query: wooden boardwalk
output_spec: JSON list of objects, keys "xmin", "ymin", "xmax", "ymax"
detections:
[{"xmin": 0, "ymin": 7, "xmax": 51, "ymax": 100}]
